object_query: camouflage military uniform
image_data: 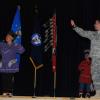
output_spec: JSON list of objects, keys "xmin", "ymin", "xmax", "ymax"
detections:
[{"xmin": 73, "ymin": 27, "xmax": 100, "ymax": 96}]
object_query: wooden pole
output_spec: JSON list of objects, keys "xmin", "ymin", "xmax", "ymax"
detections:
[
  {"xmin": 54, "ymin": 71, "xmax": 56, "ymax": 97},
  {"xmin": 29, "ymin": 57, "xmax": 43, "ymax": 98}
]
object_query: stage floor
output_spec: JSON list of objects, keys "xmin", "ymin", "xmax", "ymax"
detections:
[{"xmin": 0, "ymin": 96, "xmax": 100, "ymax": 100}]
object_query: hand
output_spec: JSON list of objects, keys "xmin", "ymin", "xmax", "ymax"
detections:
[
  {"xmin": 17, "ymin": 5, "xmax": 21, "ymax": 10},
  {"xmin": 52, "ymin": 48, "xmax": 56, "ymax": 54},
  {"xmin": 16, "ymin": 31, "xmax": 22, "ymax": 36},
  {"xmin": 71, "ymin": 19, "xmax": 76, "ymax": 28}
]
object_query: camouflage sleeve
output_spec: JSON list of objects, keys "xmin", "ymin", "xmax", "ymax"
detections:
[{"xmin": 73, "ymin": 27, "xmax": 96, "ymax": 40}]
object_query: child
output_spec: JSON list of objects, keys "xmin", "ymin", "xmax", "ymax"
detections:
[
  {"xmin": 0, "ymin": 31, "xmax": 25, "ymax": 97},
  {"xmin": 78, "ymin": 50, "xmax": 92, "ymax": 98}
]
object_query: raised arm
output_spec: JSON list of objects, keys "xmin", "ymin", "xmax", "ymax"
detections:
[
  {"xmin": 15, "ymin": 44, "xmax": 25, "ymax": 54},
  {"xmin": 71, "ymin": 20, "xmax": 96, "ymax": 40}
]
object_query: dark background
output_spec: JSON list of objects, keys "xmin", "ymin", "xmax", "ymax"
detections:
[{"xmin": 0, "ymin": 0, "xmax": 99, "ymax": 97}]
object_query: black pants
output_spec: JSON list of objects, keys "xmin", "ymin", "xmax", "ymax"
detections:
[{"xmin": 1, "ymin": 73, "xmax": 14, "ymax": 93}]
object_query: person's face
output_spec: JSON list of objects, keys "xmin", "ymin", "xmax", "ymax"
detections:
[
  {"xmin": 94, "ymin": 20, "xmax": 100, "ymax": 31},
  {"xmin": 5, "ymin": 34, "xmax": 13, "ymax": 43},
  {"xmin": 85, "ymin": 53, "xmax": 89, "ymax": 60}
]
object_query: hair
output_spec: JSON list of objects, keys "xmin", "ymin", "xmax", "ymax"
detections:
[
  {"xmin": 89, "ymin": 57, "xmax": 92, "ymax": 61},
  {"xmin": 84, "ymin": 52, "xmax": 89, "ymax": 55},
  {"xmin": 84, "ymin": 49, "xmax": 90, "ymax": 55},
  {"xmin": 95, "ymin": 17, "xmax": 100, "ymax": 22},
  {"xmin": 7, "ymin": 31, "xmax": 17, "ymax": 40}
]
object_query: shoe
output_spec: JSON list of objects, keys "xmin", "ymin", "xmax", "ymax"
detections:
[
  {"xmin": 8, "ymin": 93, "xmax": 13, "ymax": 97},
  {"xmin": 85, "ymin": 93, "xmax": 90, "ymax": 98},
  {"xmin": 32, "ymin": 96, "xmax": 37, "ymax": 98},
  {"xmin": 79, "ymin": 92, "xmax": 83, "ymax": 98},
  {"xmin": 2, "ymin": 93, "xmax": 8, "ymax": 96}
]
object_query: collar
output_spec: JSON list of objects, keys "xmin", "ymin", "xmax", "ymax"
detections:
[{"xmin": 97, "ymin": 31, "xmax": 100, "ymax": 34}]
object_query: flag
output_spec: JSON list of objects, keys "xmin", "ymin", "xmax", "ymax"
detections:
[
  {"xmin": 11, "ymin": 5, "xmax": 21, "ymax": 63},
  {"xmin": 30, "ymin": 6, "xmax": 43, "ymax": 67},
  {"xmin": 51, "ymin": 13, "xmax": 57, "ymax": 72},
  {"xmin": 43, "ymin": 12, "xmax": 57, "ymax": 72},
  {"xmin": 43, "ymin": 19, "xmax": 53, "ymax": 52}
]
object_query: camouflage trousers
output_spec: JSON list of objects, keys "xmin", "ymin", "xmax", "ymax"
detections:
[{"xmin": 91, "ymin": 56, "xmax": 100, "ymax": 97}]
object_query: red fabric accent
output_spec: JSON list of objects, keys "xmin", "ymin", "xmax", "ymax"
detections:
[
  {"xmin": 52, "ymin": 54, "xmax": 56, "ymax": 72},
  {"xmin": 78, "ymin": 59, "xmax": 92, "ymax": 84},
  {"xmin": 52, "ymin": 14, "xmax": 56, "ymax": 72}
]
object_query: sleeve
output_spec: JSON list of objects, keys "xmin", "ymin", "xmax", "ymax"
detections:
[
  {"xmin": 73, "ymin": 27, "xmax": 96, "ymax": 40},
  {"xmin": 15, "ymin": 44, "xmax": 25, "ymax": 54},
  {"xmin": 0, "ymin": 42, "xmax": 3, "ymax": 49},
  {"xmin": 78, "ymin": 61, "xmax": 85, "ymax": 71},
  {"xmin": 78, "ymin": 63, "xmax": 82, "ymax": 71}
]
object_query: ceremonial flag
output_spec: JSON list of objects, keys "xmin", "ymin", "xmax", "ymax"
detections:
[
  {"xmin": 43, "ymin": 12, "xmax": 57, "ymax": 72},
  {"xmin": 30, "ymin": 6, "xmax": 43, "ymax": 67},
  {"xmin": 11, "ymin": 6, "xmax": 21, "ymax": 63},
  {"xmin": 51, "ymin": 13, "xmax": 57, "ymax": 72},
  {"xmin": 43, "ymin": 12, "xmax": 57, "ymax": 97}
]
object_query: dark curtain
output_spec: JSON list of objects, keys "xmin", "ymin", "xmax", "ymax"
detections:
[{"xmin": 0, "ymin": 0, "xmax": 99, "ymax": 97}]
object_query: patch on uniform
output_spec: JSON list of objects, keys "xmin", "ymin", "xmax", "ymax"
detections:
[{"xmin": 31, "ymin": 33, "xmax": 42, "ymax": 46}]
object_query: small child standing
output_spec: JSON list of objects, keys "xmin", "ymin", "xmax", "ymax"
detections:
[
  {"xmin": 78, "ymin": 50, "xmax": 92, "ymax": 98},
  {"xmin": 0, "ymin": 31, "xmax": 25, "ymax": 97}
]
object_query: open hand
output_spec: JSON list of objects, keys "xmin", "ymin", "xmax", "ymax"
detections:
[{"xmin": 71, "ymin": 19, "xmax": 76, "ymax": 27}]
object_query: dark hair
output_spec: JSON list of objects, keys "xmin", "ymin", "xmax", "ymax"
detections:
[
  {"xmin": 84, "ymin": 52, "xmax": 89, "ymax": 55},
  {"xmin": 7, "ymin": 31, "xmax": 17, "ymax": 40},
  {"xmin": 95, "ymin": 17, "xmax": 100, "ymax": 22},
  {"xmin": 84, "ymin": 49, "xmax": 90, "ymax": 55},
  {"xmin": 89, "ymin": 57, "xmax": 92, "ymax": 61}
]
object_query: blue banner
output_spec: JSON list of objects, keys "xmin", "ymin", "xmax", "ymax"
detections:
[{"xmin": 11, "ymin": 6, "xmax": 21, "ymax": 63}]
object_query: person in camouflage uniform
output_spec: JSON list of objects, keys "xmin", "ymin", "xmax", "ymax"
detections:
[{"xmin": 71, "ymin": 19, "xmax": 100, "ymax": 97}]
